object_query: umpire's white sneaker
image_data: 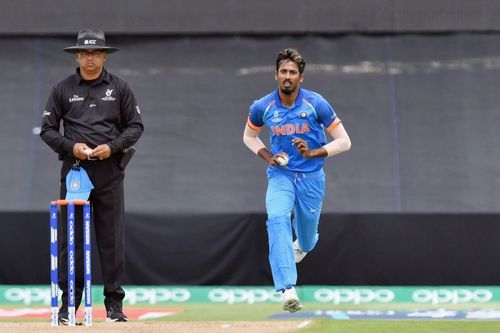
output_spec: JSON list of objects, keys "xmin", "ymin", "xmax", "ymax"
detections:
[
  {"xmin": 293, "ymin": 240, "xmax": 307, "ymax": 263},
  {"xmin": 282, "ymin": 287, "xmax": 302, "ymax": 313}
]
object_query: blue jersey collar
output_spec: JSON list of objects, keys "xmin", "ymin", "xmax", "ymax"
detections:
[{"xmin": 274, "ymin": 88, "xmax": 304, "ymax": 108}]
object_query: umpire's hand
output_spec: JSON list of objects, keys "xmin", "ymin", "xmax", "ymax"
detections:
[{"xmin": 73, "ymin": 143, "xmax": 93, "ymax": 160}]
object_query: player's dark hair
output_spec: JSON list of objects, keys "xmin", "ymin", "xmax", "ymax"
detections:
[{"xmin": 276, "ymin": 48, "xmax": 306, "ymax": 74}]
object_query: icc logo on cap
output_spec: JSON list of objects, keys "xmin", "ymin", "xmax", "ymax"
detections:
[{"xmin": 71, "ymin": 180, "xmax": 81, "ymax": 191}]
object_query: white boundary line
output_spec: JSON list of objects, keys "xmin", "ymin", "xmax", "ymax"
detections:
[{"xmin": 297, "ymin": 320, "xmax": 311, "ymax": 329}]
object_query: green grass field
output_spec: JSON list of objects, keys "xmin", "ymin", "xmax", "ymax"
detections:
[
  {"xmin": 154, "ymin": 303, "xmax": 500, "ymax": 332},
  {"xmin": 300, "ymin": 319, "xmax": 500, "ymax": 333},
  {"xmin": 2, "ymin": 302, "xmax": 500, "ymax": 332},
  {"xmin": 4, "ymin": 285, "xmax": 500, "ymax": 332},
  {"xmin": 168, "ymin": 302, "xmax": 500, "ymax": 318}
]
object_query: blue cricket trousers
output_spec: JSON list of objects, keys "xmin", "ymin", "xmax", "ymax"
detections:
[{"xmin": 265, "ymin": 167, "xmax": 326, "ymax": 291}]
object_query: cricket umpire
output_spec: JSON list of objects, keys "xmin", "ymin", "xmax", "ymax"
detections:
[{"xmin": 40, "ymin": 28, "xmax": 144, "ymax": 323}]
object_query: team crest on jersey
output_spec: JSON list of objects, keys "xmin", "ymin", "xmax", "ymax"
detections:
[
  {"xmin": 271, "ymin": 110, "xmax": 282, "ymax": 123},
  {"xmin": 101, "ymin": 89, "xmax": 116, "ymax": 101}
]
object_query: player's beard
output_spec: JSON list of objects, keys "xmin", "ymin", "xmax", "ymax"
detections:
[
  {"xmin": 280, "ymin": 80, "xmax": 296, "ymax": 95},
  {"xmin": 280, "ymin": 87, "xmax": 295, "ymax": 95}
]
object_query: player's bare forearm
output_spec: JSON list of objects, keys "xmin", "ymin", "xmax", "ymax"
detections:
[
  {"xmin": 292, "ymin": 138, "xmax": 328, "ymax": 159},
  {"xmin": 304, "ymin": 147, "xmax": 328, "ymax": 158},
  {"xmin": 244, "ymin": 125, "xmax": 282, "ymax": 165},
  {"xmin": 257, "ymin": 148, "xmax": 278, "ymax": 166},
  {"xmin": 258, "ymin": 148, "xmax": 291, "ymax": 166}
]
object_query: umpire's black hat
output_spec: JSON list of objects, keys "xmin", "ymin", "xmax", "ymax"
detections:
[{"xmin": 64, "ymin": 28, "xmax": 119, "ymax": 54}]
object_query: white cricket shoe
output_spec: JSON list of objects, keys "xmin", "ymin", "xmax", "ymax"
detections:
[
  {"xmin": 282, "ymin": 287, "xmax": 303, "ymax": 313},
  {"xmin": 293, "ymin": 240, "xmax": 307, "ymax": 263}
]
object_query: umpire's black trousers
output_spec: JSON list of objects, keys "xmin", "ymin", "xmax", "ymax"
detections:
[{"xmin": 58, "ymin": 154, "xmax": 126, "ymax": 310}]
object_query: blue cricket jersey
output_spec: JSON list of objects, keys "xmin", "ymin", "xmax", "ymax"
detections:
[{"xmin": 247, "ymin": 88, "xmax": 341, "ymax": 173}]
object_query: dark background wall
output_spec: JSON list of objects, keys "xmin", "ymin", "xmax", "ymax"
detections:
[
  {"xmin": 2, "ymin": 213, "xmax": 499, "ymax": 285},
  {"xmin": 1, "ymin": 34, "xmax": 499, "ymax": 214},
  {"xmin": 0, "ymin": 2, "xmax": 499, "ymax": 285},
  {"xmin": 2, "ymin": 0, "xmax": 500, "ymax": 35}
]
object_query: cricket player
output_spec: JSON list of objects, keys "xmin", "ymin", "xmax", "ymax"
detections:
[{"xmin": 243, "ymin": 48, "xmax": 351, "ymax": 312}]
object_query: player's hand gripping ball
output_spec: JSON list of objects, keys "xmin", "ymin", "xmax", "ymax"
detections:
[{"xmin": 276, "ymin": 154, "xmax": 289, "ymax": 166}]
